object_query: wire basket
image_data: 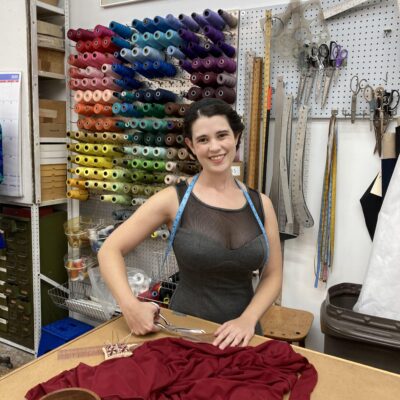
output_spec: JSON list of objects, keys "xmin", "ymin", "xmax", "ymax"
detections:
[{"xmin": 48, "ymin": 280, "xmax": 110, "ymax": 322}]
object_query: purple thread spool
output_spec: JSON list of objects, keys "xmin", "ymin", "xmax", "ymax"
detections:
[
  {"xmin": 191, "ymin": 12, "xmax": 209, "ymax": 28},
  {"xmin": 191, "ymin": 58, "xmax": 206, "ymax": 72},
  {"xmin": 203, "ymin": 72, "xmax": 218, "ymax": 87},
  {"xmin": 202, "ymin": 87, "xmax": 216, "ymax": 98},
  {"xmin": 217, "ymin": 41, "xmax": 236, "ymax": 58},
  {"xmin": 215, "ymin": 86, "xmax": 236, "ymax": 104},
  {"xmin": 186, "ymin": 86, "xmax": 203, "ymax": 101},
  {"xmin": 203, "ymin": 9, "xmax": 226, "ymax": 30},
  {"xmin": 165, "ymin": 14, "xmax": 185, "ymax": 30},
  {"xmin": 203, "ymin": 25, "xmax": 224, "ymax": 44},
  {"xmin": 178, "ymin": 44, "xmax": 197, "ymax": 59},
  {"xmin": 218, "ymin": 9, "xmax": 238, "ymax": 28},
  {"xmin": 178, "ymin": 60, "xmax": 195, "ymax": 74},
  {"xmin": 217, "ymin": 73, "xmax": 236, "ymax": 88},
  {"xmin": 188, "ymin": 42, "xmax": 208, "ymax": 58},
  {"xmin": 190, "ymin": 72, "xmax": 205, "ymax": 87},
  {"xmin": 217, "ymin": 56, "xmax": 237, "ymax": 73},
  {"xmin": 204, "ymin": 42, "xmax": 222, "ymax": 57},
  {"xmin": 178, "ymin": 14, "xmax": 200, "ymax": 32},
  {"xmin": 202, "ymin": 56, "xmax": 223, "ymax": 73},
  {"xmin": 178, "ymin": 29, "xmax": 199, "ymax": 44}
]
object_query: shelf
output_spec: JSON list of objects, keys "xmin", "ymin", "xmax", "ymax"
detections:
[
  {"xmin": 37, "ymin": 1, "xmax": 65, "ymax": 17},
  {"xmin": 40, "ymin": 137, "xmax": 67, "ymax": 143},
  {"xmin": 38, "ymin": 70, "xmax": 65, "ymax": 80},
  {"xmin": 40, "ymin": 198, "xmax": 68, "ymax": 207}
]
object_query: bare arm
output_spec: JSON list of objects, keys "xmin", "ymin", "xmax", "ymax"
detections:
[
  {"xmin": 214, "ymin": 194, "xmax": 283, "ymax": 348},
  {"xmin": 97, "ymin": 186, "xmax": 178, "ymax": 335}
]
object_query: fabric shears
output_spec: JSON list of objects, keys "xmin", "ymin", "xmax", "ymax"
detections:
[{"xmin": 350, "ymin": 75, "xmax": 367, "ymax": 123}]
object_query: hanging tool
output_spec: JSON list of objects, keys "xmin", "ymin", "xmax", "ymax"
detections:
[
  {"xmin": 315, "ymin": 109, "xmax": 338, "ymax": 287},
  {"xmin": 350, "ymin": 75, "xmax": 367, "ymax": 123},
  {"xmin": 363, "ymin": 84, "xmax": 376, "ymax": 131},
  {"xmin": 332, "ymin": 44, "xmax": 348, "ymax": 84},
  {"xmin": 311, "ymin": 43, "xmax": 329, "ymax": 105}
]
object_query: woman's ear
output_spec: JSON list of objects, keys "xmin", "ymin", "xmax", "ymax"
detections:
[{"xmin": 184, "ymin": 137, "xmax": 196, "ymax": 155}]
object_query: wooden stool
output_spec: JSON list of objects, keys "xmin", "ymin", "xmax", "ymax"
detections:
[{"xmin": 260, "ymin": 305, "xmax": 314, "ymax": 347}]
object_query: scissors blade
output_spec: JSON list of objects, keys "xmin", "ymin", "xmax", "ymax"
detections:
[
  {"xmin": 321, "ymin": 69, "xmax": 333, "ymax": 108},
  {"xmin": 351, "ymin": 93, "xmax": 357, "ymax": 124}
]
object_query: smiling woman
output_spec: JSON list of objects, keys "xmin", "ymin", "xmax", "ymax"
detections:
[{"xmin": 98, "ymin": 98, "xmax": 282, "ymax": 350}]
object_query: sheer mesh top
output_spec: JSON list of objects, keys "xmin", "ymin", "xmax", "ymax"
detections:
[{"xmin": 170, "ymin": 180, "xmax": 268, "ymax": 334}]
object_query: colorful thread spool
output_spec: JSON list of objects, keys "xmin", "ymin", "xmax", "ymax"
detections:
[
  {"xmin": 215, "ymin": 86, "xmax": 236, "ymax": 104},
  {"xmin": 178, "ymin": 14, "xmax": 200, "ymax": 32},
  {"xmin": 109, "ymin": 21, "xmax": 134, "ymax": 39},
  {"xmin": 67, "ymin": 189, "xmax": 89, "ymax": 201},
  {"xmin": 217, "ymin": 9, "xmax": 238, "ymax": 28},
  {"xmin": 217, "ymin": 56, "xmax": 237, "ymax": 73},
  {"xmin": 203, "ymin": 25, "xmax": 224, "ymax": 43},
  {"xmin": 203, "ymin": 9, "xmax": 226, "ymax": 30},
  {"xmin": 217, "ymin": 73, "xmax": 236, "ymax": 88}
]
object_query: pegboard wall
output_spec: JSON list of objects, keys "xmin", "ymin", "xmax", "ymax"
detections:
[{"xmin": 236, "ymin": 0, "xmax": 400, "ymax": 119}]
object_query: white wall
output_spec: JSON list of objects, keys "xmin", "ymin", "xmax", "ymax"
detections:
[{"xmin": 69, "ymin": 0, "xmax": 388, "ymax": 351}]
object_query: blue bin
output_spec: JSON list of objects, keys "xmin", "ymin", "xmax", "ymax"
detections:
[{"xmin": 38, "ymin": 317, "xmax": 93, "ymax": 356}]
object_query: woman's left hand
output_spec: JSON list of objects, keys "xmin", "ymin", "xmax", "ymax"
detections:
[{"xmin": 212, "ymin": 316, "xmax": 255, "ymax": 350}]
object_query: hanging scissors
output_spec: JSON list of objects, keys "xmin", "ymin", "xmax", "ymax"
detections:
[
  {"xmin": 363, "ymin": 85, "xmax": 376, "ymax": 131},
  {"xmin": 350, "ymin": 75, "xmax": 367, "ymax": 123},
  {"xmin": 311, "ymin": 44, "xmax": 329, "ymax": 105},
  {"xmin": 383, "ymin": 89, "xmax": 399, "ymax": 116},
  {"xmin": 331, "ymin": 43, "xmax": 348, "ymax": 84}
]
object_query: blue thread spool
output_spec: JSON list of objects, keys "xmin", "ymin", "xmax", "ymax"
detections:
[
  {"xmin": 120, "ymin": 48, "xmax": 136, "ymax": 64},
  {"xmin": 112, "ymin": 79, "xmax": 125, "ymax": 90},
  {"xmin": 191, "ymin": 12, "xmax": 208, "ymax": 28},
  {"xmin": 143, "ymin": 61, "xmax": 159, "ymax": 78},
  {"xmin": 178, "ymin": 44, "xmax": 197, "ymax": 59},
  {"xmin": 112, "ymin": 102, "xmax": 123, "ymax": 115},
  {"xmin": 112, "ymin": 64, "xmax": 136, "ymax": 78},
  {"xmin": 144, "ymin": 89, "xmax": 156, "ymax": 103},
  {"xmin": 109, "ymin": 21, "xmax": 133, "ymax": 39},
  {"xmin": 217, "ymin": 41, "xmax": 236, "ymax": 58},
  {"xmin": 142, "ymin": 17, "xmax": 158, "ymax": 33},
  {"xmin": 188, "ymin": 42, "xmax": 208, "ymax": 58},
  {"xmin": 178, "ymin": 14, "xmax": 200, "ymax": 32},
  {"xmin": 132, "ymin": 47, "xmax": 147, "ymax": 62},
  {"xmin": 131, "ymin": 33, "xmax": 146, "ymax": 48},
  {"xmin": 166, "ymin": 45, "xmax": 185, "ymax": 60},
  {"xmin": 134, "ymin": 90, "xmax": 147, "ymax": 103},
  {"xmin": 143, "ymin": 32, "xmax": 164, "ymax": 50},
  {"xmin": 153, "ymin": 31, "xmax": 171, "ymax": 48},
  {"xmin": 153, "ymin": 61, "xmax": 177, "ymax": 77},
  {"xmin": 132, "ymin": 19, "xmax": 147, "ymax": 33},
  {"xmin": 143, "ymin": 46, "xmax": 165, "ymax": 61},
  {"xmin": 132, "ymin": 104, "xmax": 145, "ymax": 118},
  {"xmin": 123, "ymin": 77, "xmax": 142, "ymax": 90},
  {"xmin": 115, "ymin": 121, "xmax": 127, "ymax": 130},
  {"xmin": 121, "ymin": 91, "xmax": 136, "ymax": 102},
  {"xmin": 165, "ymin": 30, "xmax": 184, "ymax": 47},
  {"xmin": 111, "ymin": 36, "xmax": 133, "ymax": 50},
  {"xmin": 153, "ymin": 16, "xmax": 172, "ymax": 32},
  {"xmin": 203, "ymin": 9, "xmax": 226, "ymax": 30},
  {"xmin": 113, "ymin": 50, "xmax": 126, "ymax": 63},
  {"xmin": 155, "ymin": 88, "xmax": 177, "ymax": 103},
  {"xmin": 165, "ymin": 14, "xmax": 184, "ymax": 30},
  {"xmin": 132, "ymin": 62, "xmax": 152, "ymax": 79},
  {"xmin": 120, "ymin": 103, "xmax": 133, "ymax": 117}
]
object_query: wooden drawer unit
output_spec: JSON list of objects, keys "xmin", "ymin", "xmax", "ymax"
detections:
[{"xmin": 41, "ymin": 164, "xmax": 67, "ymax": 201}]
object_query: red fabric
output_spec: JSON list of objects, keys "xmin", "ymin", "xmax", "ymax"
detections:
[{"xmin": 26, "ymin": 338, "xmax": 317, "ymax": 400}]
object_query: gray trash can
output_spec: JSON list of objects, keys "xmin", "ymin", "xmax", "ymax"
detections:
[{"xmin": 320, "ymin": 283, "xmax": 400, "ymax": 374}]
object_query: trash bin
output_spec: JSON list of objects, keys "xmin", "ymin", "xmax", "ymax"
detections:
[{"xmin": 320, "ymin": 283, "xmax": 400, "ymax": 374}]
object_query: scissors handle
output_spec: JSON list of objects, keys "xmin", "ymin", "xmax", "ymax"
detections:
[{"xmin": 335, "ymin": 49, "xmax": 348, "ymax": 68}]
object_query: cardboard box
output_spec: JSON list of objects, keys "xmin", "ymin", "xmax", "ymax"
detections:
[
  {"xmin": 38, "ymin": 48, "xmax": 65, "ymax": 75},
  {"xmin": 38, "ymin": 34, "xmax": 65, "ymax": 51},
  {"xmin": 40, "ymin": 164, "xmax": 67, "ymax": 201},
  {"xmin": 37, "ymin": 20, "xmax": 63, "ymax": 38},
  {"xmin": 231, "ymin": 161, "xmax": 244, "ymax": 181},
  {"xmin": 39, "ymin": 99, "xmax": 66, "ymax": 138}
]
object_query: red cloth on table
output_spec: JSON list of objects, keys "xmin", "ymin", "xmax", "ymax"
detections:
[{"xmin": 26, "ymin": 337, "xmax": 317, "ymax": 400}]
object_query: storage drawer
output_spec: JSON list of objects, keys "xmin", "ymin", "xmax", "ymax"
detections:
[
  {"xmin": 6, "ymin": 267, "xmax": 17, "ymax": 280},
  {"xmin": 16, "ymin": 253, "xmax": 32, "ymax": 267},
  {"xmin": 16, "ymin": 299, "xmax": 32, "ymax": 315},
  {"xmin": 0, "ymin": 317, "xmax": 7, "ymax": 333},
  {"xmin": 0, "ymin": 305, "xmax": 8, "ymax": 319},
  {"xmin": 0, "ymin": 293, "xmax": 7, "ymax": 307},
  {"xmin": 0, "ymin": 267, "xmax": 6, "ymax": 281}
]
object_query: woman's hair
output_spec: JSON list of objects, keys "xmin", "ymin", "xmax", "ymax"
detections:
[{"xmin": 183, "ymin": 98, "xmax": 244, "ymax": 153}]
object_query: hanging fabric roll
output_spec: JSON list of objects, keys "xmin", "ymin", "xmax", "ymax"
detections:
[{"xmin": 315, "ymin": 109, "xmax": 338, "ymax": 287}]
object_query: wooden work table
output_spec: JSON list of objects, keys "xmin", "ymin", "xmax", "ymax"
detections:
[{"xmin": 0, "ymin": 309, "xmax": 399, "ymax": 399}]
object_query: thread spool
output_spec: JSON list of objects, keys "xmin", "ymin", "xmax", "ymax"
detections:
[
  {"xmin": 143, "ymin": 133, "xmax": 156, "ymax": 146},
  {"xmin": 191, "ymin": 12, "xmax": 209, "ymax": 28},
  {"xmin": 131, "ymin": 32, "xmax": 146, "ymax": 47},
  {"xmin": 188, "ymin": 42, "xmax": 208, "ymax": 59},
  {"xmin": 69, "ymin": 67, "xmax": 85, "ymax": 78},
  {"xmin": 203, "ymin": 56, "xmax": 224, "ymax": 73},
  {"xmin": 190, "ymin": 72, "xmax": 204, "ymax": 87},
  {"xmin": 132, "ymin": 19, "xmax": 147, "ymax": 33},
  {"xmin": 83, "ymin": 168, "xmax": 102, "ymax": 180},
  {"xmin": 111, "ymin": 35, "xmax": 134, "ymax": 49},
  {"xmin": 154, "ymin": 89, "xmax": 177, "ymax": 103},
  {"xmin": 164, "ymin": 102, "xmax": 180, "ymax": 116},
  {"xmin": 215, "ymin": 86, "xmax": 236, "ymax": 104},
  {"xmin": 109, "ymin": 21, "xmax": 134, "ymax": 39},
  {"xmin": 74, "ymin": 103, "xmax": 94, "ymax": 116},
  {"xmin": 203, "ymin": 9, "xmax": 226, "ymax": 30},
  {"xmin": 76, "ymin": 28, "xmax": 96, "ymax": 41},
  {"xmin": 152, "ymin": 147, "xmax": 168, "ymax": 159},
  {"xmin": 204, "ymin": 42, "xmax": 222, "ymax": 57},
  {"xmin": 67, "ymin": 29, "xmax": 79, "ymax": 42},
  {"xmin": 102, "ymin": 36, "xmax": 119, "ymax": 53},
  {"xmin": 186, "ymin": 86, "xmax": 203, "ymax": 101},
  {"xmin": 165, "ymin": 133, "xmax": 177, "ymax": 146},
  {"xmin": 165, "ymin": 14, "xmax": 184, "ymax": 30},
  {"xmin": 66, "ymin": 178, "xmax": 86, "ymax": 188},
  {"xmin": 202, "ymin": 87, "xmax": 215, "ymax": 98},
  {"xmin": 123, "ymin": 183, "xmax": 133, "ymax": 193},
  {"xmin": 178, "ymin": 148, "xmax": 190, "ymax": 160},
  {"xmin": 153, "ymin": 61, "xmax": 177, "ymax": 78},
  {"xmin": 94, "ymin": 103, "xmax": 113, "ymax": 116},
  {"xmin": 76, "ymin": 41, "xmax": 87, "ymax": 53},
  {"xmin": 178, "ymin": 28, "xmax": 199, "ymax": 44},
  {"xmin": 217, "ymin": 41, "xmax": 236, "ymax": 58},
  {"xmin": 178, "ymin": 60, "xmax": 194, "ymax": 74},
  {"xmin": 67, "ymin": 189, "xmax": 89, "ymax": 201},
  {"xmin": 154, "ymin": 133, "xmax": 165, "ymax": 146},
  {"xmin": 102, "ymin": 144, "xmax": 122, "ymax": 157},
  {"xmin": 113, "ymin": 158, "xmax": 130, "ymax": 167},
  {"xmin": 178, "ymin": 44, "xmax": 197, "ymax": 60},
  {"xmin": 112, "ymin": 169, "xmax": 131, "ymax": 181},
  {"xmin": 100, "ymin": 194, "xmax": 132, "ymax": 205},
  {"xmin": 203, "ymin": 25, "xmax": 225, "ymax": 44},
  {"xmin": 143, "ymin": 17, "xmax": 158, "ymax": 33},
  {"xmin": 217, "ymin": 73, "xmax": 236, "ymax": 88},
  {"xmin": 143, "ymin": 46, "xmax": 165, "ymax": 61},
  {"xmin": 102, "ymin": 89, "xmax": 120, "ymax": 104},
  {"xmin": 218, "ymin": 9, "xmax": 238, "ymax": 28},
  {"xmin": 191, "ymin": 58, "xmax": 206, "ymax": 72},
  {"xmin": 153, "ymin": 16, "xmax": 172, "ymax": 32},
  {"xmin": 202, "ymin": 72, "xmax": 219, "ymax": 87},
  {"xmin": 112, "ymin": 64, "xmax": 135, "ymax": 79},
  {"xmin": 143, "ymin": 32, "xmax": 164, "ymax": 50},
  {"xmin": 132, "ymin": 198, "xmax": 146, "ymax": 206},
  {"xmin": 165, "ymin": 29, "xmax": 184, "ymax": 47},
  {"xmin": 164, "ymin": 174, "xmax": 179, "ymax": 185},
  {"xmin": 166, "ymin": 45, "xmax": 185, "ymax": 60},
  {"xmin": 120, "ymin": 48, "xmax": 136, "ymax": 64},
  {"xmin": 131, "ymin": 184, "xmax": 146, "ymax": 195},
  {"xmin": 178, "ymin": 105, "xmax": 190, "ymax": 116},
  {"xmin": 217, "ymin": 56, "xmax": 237, "ymax": 73},
  {"xmin": 85, "ymin": 180, "xmax": 103, "ymax": 190},
  {"xmin": 153, "ymin": 30, "xmax": 170, "ymax": 48},
  {"xmin": 166, "ymin": 147, "xmax": 179, "ymax": 159},
  {"xmin": 152, "ymin": 173, "xmax": 167, "ymax": 184},
  {"xmin": 166, "ymin": 161, "xmax": 177, "ymax": 172}
]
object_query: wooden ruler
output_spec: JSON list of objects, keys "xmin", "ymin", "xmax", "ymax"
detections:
[
  {"xmin": 246, "ymin": 57, "xmax": 263, "ymax": 189},
  {"xmin": 259, "ymin": 10, "xmax": 272, "ymax": 192}
]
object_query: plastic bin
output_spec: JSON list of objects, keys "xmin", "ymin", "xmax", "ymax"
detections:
[
  {"xmin": 37, "ymin": 317, "xmax": 93, "ymax": 356},
  {"xmin": 320, "ymin": 283, "xmax": 400, "ymax": 373}
]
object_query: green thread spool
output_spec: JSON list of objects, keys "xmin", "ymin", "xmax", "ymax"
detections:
[
  {"xmin": 131, "ymin": 170, "xmax": 146, "ymax": 182},
  {"xmin": 144, "ymin": 186, "xmax": 155, "ymax": 196},
  {"xmin": 141, "ymin": 146, "xmax": 152, "ymax": 157},
  {"xmin": 131, "ymin": 184, "xmax": 146, "ymax": 195},
  {"xmin": 131, "ymin": 158, "xmax": 146, "ymax": 169},
  {"xmin": 166, "ymin": 147, "xmax": 178, "ymax": 159},
  {"xmin": 144, "ymin": 133, "xmax": 156, "ymax": 146},
  {"xmin": 132, "ymin": 133, "xmax": 145, "ymax": 145},
  {"xmin": 84, "ymin": 180, "xmax": 103, "ymax": 190},
  {"xmin": 142, "ymin": 173, "xmax": 155, "ymax": 183},
  {"xmin": 139, "ymin": 119, "xmax": 155, "ymax": 132},
  {"xmin": 112, "ymin": 195, "xmax": 132, "ymax": 204},
  {"xmin": 153, "ymin": 172, "xmax": 167, "ymax": 183},
  {"xmin": 102, "ymin": 182, "xmax": 114, "ymax": 191},
  {"xmin": 152, "ymin": 119, "xmax": 168, "ymax": 132},
  {"xmin": 113, "ymin": 158, "xmax": 130, "ymax": 167},
  {"xmin": 115, "ymin": 121, "xmax": 126, "ymax": 130},
  {"xmin": 142, "ymin": 104, "xmax": 155, "ymax": 117},
  {"xmin": 123, "ymin": 146, "xmax": 135, "ymax": 155},
  {"xmin": 124, "ymin": 121, "xmax": 131, "ymax": 129},
  {"xmin": 111, "ymin": 182, "xmax": 126, "ymax": 192},
  {"xmin": 122, "ymin": 91, "xmax": 136, "ymax": 102},
  {"xmin": 152, "ymin": 104, "xmax": 165, "ymax": 118},
  {"xmin": 132, "ymin": 145, "xmax": 146, "ymax": 156},
  {"xmin": 123, "ymin": 183, "xmax": 133, "ymax": 193},
  {"xmin": 153, "ymin": 161, "xmax": 166, "ymax": 171},
  {"xmin": 142, "ymin": 160, "xmax": 155, "ymax": 170},
  {"xmin": 102, "ymin": 169, "xmax": 115, "ymax": 179},
  {"xmin": 154, "ymin": 133, "xmax": 166, "ymax": 147},
  {"xmin": 153, "ymin": 147, "xmax": 168, "ymax": 159},
  {"xmin": 130, "ymin": 118, "xmax": 142, "ymax": 129},
  {"xmin": 112, "ymin": 169, "xmax": 131, "ymax": 180}
]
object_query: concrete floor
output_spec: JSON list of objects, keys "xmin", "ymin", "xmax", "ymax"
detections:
[{"xmin": 0, "ymin": 342, "xmax": 34, "ymax": 378}]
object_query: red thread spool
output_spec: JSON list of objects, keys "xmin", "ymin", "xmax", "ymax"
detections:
[
  {"xmin": 95, "ymin": 118, "xmax": 105, "ymax": 131},
  {"xmin": 203, "ymin": 72, "xmax": 218, "ymax": 87},
  {"xmin": 103, "ymin": 118, "xmax": 122, "ymax": 132},
  {"xmin": 202, "ymin": 87, "xmax": 215, "ymax": 98},
  {"xmin": 92, "ymin": 38, "xmax": 104, "ymax": 52},
  {"xmin": 165, "ymin": 133, "xmax": 177, "ymax": 146},
  {"xmin": 76, "ymin": 28, "xmax": 96, "ymax": 41},
  {"xmin": 83, "ymin": 117, "xmax": 97, "ymax": 130},
  {"xmin": 67, "ymin": 29, "xmax": 79, "ymax": 42},
  {"xmin": 74, "ymin": 103, "xmax": 94, "ymax": 116},
  {"xmin": 76, "ymin": 40, "xmax": 86, "ymax": 53},
  {"xmin": 186, "ymin": 86, "xmax": 203, "ymax": 101},
  {"xmin": 102, "ymin": 37, "xmax": 118, "ymax": 53},
  {"xmin": 76, "ymin": 119, "xmax": 85, "ymax": 129},
  {"xmin": 190, "ymin": 72, "xmax": 205, "ymax": 87},
  {"xmin": 164, "ymin": 102, "xmax": 180, "ymax": 116},
  {"xmin": 215, "ymin": 86, "xmax": 236, "ymax": 104},
  {"xmin": 94, "ymin": 24, "xmax": 115, "ymax": 38},
  {"xmin": 85, "ymin": 40, "xmax": 95, "ymax": 52}
]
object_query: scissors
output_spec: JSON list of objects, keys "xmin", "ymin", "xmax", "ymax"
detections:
[
  {"xmin": 331, "ymin": 42, "xmax": 348, "ymax": 84},
  {"xmin": 350, "ymin": 75, "xmax": 367, "ymax": 123},
  {"xmin": 382, "ymin": 89, "xmax": 399, "ymax": 116},
  {"xmin": 311, "ymin": 44, "xmax": 329, "ymax": 105},
  {"xmin": 363, "ymin": 85, "xmax": 376, "ymax": 131}
]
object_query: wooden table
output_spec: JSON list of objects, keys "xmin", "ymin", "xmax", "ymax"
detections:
[{"xmin": 0, "ymin": 309, "xmax": 399, "ymax": 399}]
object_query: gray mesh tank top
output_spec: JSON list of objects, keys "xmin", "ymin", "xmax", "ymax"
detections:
[{"xmin": 170, "ymin": 181, "xmax": 269, "ymax": 335}]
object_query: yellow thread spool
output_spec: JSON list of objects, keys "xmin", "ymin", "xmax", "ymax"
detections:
[
  {"xmin": 67, "ymin": 189, "xmax": 89, "ymax": 201},
  {"xmin": 84, "ymin": 180, "xmax": 103, "ymax": 190}
]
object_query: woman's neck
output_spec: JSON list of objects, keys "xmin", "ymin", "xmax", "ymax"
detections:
[{"xmin": 196, "ymin": 170, "xmax": 237, "ymax": 192}]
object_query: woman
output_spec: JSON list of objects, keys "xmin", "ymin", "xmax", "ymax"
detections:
[{"xmin": 98, "ymin": 98, "xmax": 282, "ymax": 350}]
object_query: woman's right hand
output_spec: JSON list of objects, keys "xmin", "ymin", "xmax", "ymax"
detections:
[{"xmin": 119, "ymin": 297, "xmax": 160, "ymax": 336}]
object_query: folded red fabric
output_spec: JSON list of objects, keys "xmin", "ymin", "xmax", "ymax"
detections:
[{"xmin": 26, "ymin": 337, "xmax": 317, "ymax": 400}]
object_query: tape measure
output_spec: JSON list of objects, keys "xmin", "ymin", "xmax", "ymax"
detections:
[
  {"xmin": 260, "ymin": 10, "xmax": 272, "ymax": 191},
  {"xmin": 291, "ymin": 105, "xmax": 314, "ymax": 228}
]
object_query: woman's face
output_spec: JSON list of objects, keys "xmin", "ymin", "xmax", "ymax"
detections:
[{"xmin": 185, "ymin": 115, "xmax": 238, "ymax": 173}]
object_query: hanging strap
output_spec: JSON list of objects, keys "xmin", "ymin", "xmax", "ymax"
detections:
[{"xmin": 162, "ymin": 174, "xmax": 270, "ymax": 269}]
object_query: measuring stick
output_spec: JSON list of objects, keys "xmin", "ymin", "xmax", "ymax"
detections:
[
  {"xmin": 259, "ymin": 10, "xmax": 272, "ymax": 192},
  {"xmin": 323, "ymin": 0, "xmax": 371, "ymax": 20},
  {"xmin": 246, "ymin": 57, "xmax": 263, "ymax": 189}
]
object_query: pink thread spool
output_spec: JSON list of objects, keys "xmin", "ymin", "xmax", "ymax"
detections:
[
  {"xmin": 69, "ymin": 67, "xmax": 85, "ymax": 78},
  {"xmin": 102, "ymin": 77, "xmax": 121, "ymax": 91},
  {"xmin": 101, "ymin": 64, "xmax": 119, "ymax": 78},
  {"xmin": 82, "ymin": 52, "xmax": 98, "ymax": 67},
  {"xmin": 94, "ymin": 24, "xmax": 115, "ymax": 38},
  {"xmin": 76, "ymin": 40, "xmax": 86, "ymax": 53},
  {"xmin": 93, "ymin": 90, "xmax": 105, "ymax": 104},
  {"xmin": 85, "ymin": 66, "xmax": 104, "ymax": 78},
  {"xmin": 90, "ymin": 78, "xmax": 104, "ymax": 90},
  {"xmin": 74, "ymin": 90, "xmax": 85, "ymax": 104},
  {"xmin": 76, "ymin": 28, "xmax": 96, "ymax": 41},
  {"xmin": 83, "ymin": 90, "xmax": 95, "ymax": 104},
  {"xmin": 102, "ymin": 89, "xmax": 119, "ymax": 104}
]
